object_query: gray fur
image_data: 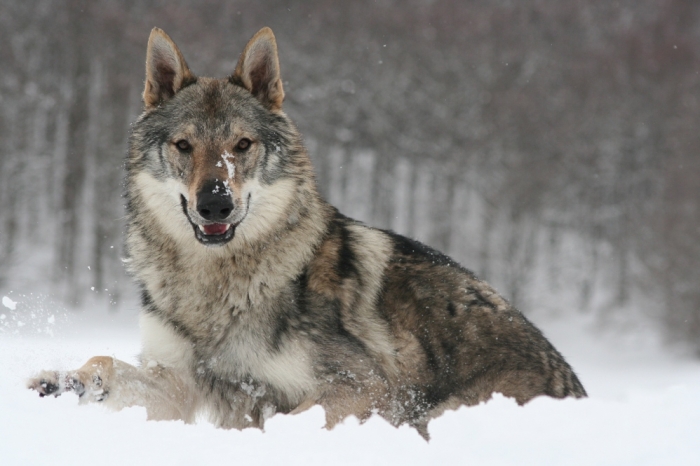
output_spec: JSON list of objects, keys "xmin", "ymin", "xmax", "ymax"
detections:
[{"xmin": 28, "ymin": 27, "xmax": 585, "ymax": 440}]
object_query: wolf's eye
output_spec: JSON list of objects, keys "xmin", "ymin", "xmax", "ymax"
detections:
[
  {"xmin": 175, "ymin": 139, "xmax": 191, "ymax": 152},
  {"xmin": 235, "ymin": 138, "xmax": 252, "ymax": 152}
]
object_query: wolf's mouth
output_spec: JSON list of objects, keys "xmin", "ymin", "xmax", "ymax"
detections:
[
  {"xmin": 194, "ymin": 221, "xmax": 236, "ymax": 246},
  {"xmin": 199, "ymin": 224, "xmax": 230, "ymax": 236},
  {"xmin": 180, "ymin": 195, "xmax": 250, "ymax": 247}
]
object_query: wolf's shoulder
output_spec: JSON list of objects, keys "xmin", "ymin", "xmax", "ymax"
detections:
[{"xmin": 306, "ymin": 208, "xmax": 482, "ymax": 296}]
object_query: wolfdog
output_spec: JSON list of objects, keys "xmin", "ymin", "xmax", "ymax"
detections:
[{"xmin": 28, "ymin": 27, "xmax": 586, "ymax": 438}]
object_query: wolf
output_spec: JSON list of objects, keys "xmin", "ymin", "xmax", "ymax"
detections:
[{"xmin": 28, "ymin": 27, "xmax": 586, "ymax": 438}]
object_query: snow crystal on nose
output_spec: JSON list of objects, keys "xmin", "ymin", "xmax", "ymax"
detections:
[
  {"xmin": 222, "ymin": 180, "xmax": 233, "ymax": 196},
  {"xmin": 221, "ymin": 151, "xmax": 235, "ymax": 179}
]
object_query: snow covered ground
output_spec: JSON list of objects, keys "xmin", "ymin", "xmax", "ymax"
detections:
[{"xmin": 1, "ymin": 296, "xmax": 699, "ymax": 465}]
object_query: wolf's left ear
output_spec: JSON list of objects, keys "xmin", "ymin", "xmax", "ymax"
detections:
[
  {"xmin": 143, "ymin": 28, "xmax": 195, "ymax": 110},
  {"xmin": 232, "ymin": 27, "xmax": 285, "ymax": 112}
]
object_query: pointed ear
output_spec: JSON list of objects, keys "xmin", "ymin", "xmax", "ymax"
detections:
[
  {"xmin": 232, "ymin": 27, "xmax": 285, "ymax": 111},
  {"xmin": 143, "ymin": 28, "xmax": 195, "ymax": 110}
]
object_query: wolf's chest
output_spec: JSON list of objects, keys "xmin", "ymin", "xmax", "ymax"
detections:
[
  {"xmin": 147, "ymin": 275, "xmax": 317, "ymax": 402},
  {"xmin": 197, "ymin": 326, "xmax": 316, "ymax": 402}
]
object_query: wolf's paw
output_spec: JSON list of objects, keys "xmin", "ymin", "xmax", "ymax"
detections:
[
  {"xmin": 28, "ymin": 356, "xmax": 114, "ymax": 403},
  {"xmin": 27, "ymin": 370, "xmax": 72, "ymax": 398}
]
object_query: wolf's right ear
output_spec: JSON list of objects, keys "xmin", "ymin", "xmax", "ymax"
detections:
[{"xmin": 143, "ymin": 28, "xmax": 195, "ymax": 110}]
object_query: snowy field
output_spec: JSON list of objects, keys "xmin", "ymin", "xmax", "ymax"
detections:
[{"xmin": 1, "ymin": 296, "xmax": 699, "ymax": 466}]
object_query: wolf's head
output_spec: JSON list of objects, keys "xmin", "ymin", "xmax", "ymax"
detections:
[{"xmin": 127, "ymin": 28, "xmax": 320, "ymax": 250}]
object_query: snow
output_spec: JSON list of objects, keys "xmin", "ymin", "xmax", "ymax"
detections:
[
  {"xmin": 1, "ymin": 306, "xmax": 699, "ymax": 465},
  {"xmin": 2, "ymin": 296, "xmax": 17, "ymax": 310},
  {"xmin": 221, "ymin": 150, "xmax": 236, "ymax": 179}
]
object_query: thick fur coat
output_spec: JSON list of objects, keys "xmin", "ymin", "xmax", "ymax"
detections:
[{"xmin": 29, "ymin": 27, "xmax": 586, "ymax": 438}]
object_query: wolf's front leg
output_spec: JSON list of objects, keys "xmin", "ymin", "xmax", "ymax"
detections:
[
  {"xmin": 28, "ymin": 356, "xmax": 198, "ymax": 423},
  {"xmin": 28, "ymin": 356, "xmax": 114, "ymax": 403}
]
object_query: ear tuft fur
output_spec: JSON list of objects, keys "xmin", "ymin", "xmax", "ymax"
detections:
[
  {"xmin": 144, "ymin": 28, "xmax": 195, "ymax": 109},
  {"xmin": 232, "ymin": 27, "xmax": 285, "ymax": 111}
]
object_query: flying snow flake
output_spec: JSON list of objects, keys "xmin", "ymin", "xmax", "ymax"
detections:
[{"xmin": 2, "ymin": 296, "xmax": 17, "ymax": 310}]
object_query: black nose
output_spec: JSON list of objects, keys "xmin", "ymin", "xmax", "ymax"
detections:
[{"xmin": 197, "ymin": 181, "xmax": 234, "ymax": 221}]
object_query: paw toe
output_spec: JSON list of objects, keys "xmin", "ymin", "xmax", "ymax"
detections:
[
  {"xmin": 70, "ymin": 377, "xmax": 86, "ymax": 396},
  {"xmin": 42, "ymin": 381, "xmax": 61, "ymax": 396}
]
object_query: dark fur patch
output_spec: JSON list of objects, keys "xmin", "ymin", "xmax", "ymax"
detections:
[
  {"xmin": 447, "ymin": 301, "xmax": 457, "ymax": 317},
  {"xmin": 140, "ymin": 288, "xmax": 154, "ymax": 310},
  {"xmin": 335, "ymin": 216, "xmax": 360, "ymax": 280},
  {"xmin": 384, "ymin": 229, "xmax": 469, "ymax": 273}
]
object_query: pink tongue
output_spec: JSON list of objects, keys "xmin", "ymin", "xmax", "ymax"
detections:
[{"xmin": 202, "ymin": 224, "xmax": 228, "ymax": 235}]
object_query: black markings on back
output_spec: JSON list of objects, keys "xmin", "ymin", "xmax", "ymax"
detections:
[
  {"xmin": 447, "ymin": 301, "xmax": 457, "ymax": 317},
  {"xmin": 385, "ymin": 230, "xmax": 469, "ymax": 273},
  {"xmin": 336, "ymin": 219, "xmax": 359, "ymax": 280},
  {"xmin": 467, "ymin": 290, "xmax": 497, "ymax": 311}
]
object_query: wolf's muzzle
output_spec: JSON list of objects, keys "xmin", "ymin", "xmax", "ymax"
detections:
[
  {"xmin": 179, "ymin": 189, "xmax": 250, "ymax": 247},
  {"xmin": 197, "ymin": 181, "xmax": 234, "ymax": 222}
]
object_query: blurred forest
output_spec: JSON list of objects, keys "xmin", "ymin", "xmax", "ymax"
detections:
[{"xmin": 1, "ymin": 0, "xmax": 699, "ymax": 351}]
